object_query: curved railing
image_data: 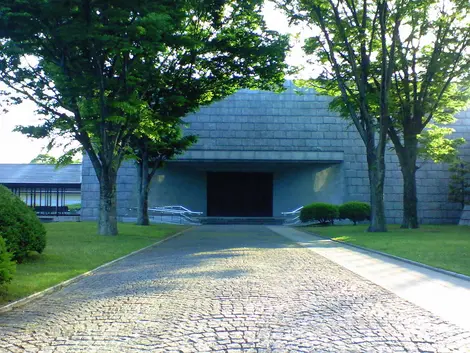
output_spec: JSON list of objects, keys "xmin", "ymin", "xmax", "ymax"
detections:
[
  {"xmin": 124, "ymin": 206, "xmax": 203, "ymax": 225},
  {"xmin": 281, "ymin": 206, "xmax": 303, "ymax": 225}
]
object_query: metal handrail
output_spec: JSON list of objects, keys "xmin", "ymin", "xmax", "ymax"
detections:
[
  {"xmin": 178, "ymin": 213, "xmax": 202, "ymax": 224},
  {"xmin": 148, "ymin": 205, "xmax": 203, "ymax": 215},
  {"xmin": 281, "ymin": 206, "xmax": 303, "ymax": 216},
  {"xmin": 281, "ymin": 206, "xmax": 303, "ymax": 225},
  {"xmin": 124, "ymin": 205, "xmax": 203, "ymax": 225}
]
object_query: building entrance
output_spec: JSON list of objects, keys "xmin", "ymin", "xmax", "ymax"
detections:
[{"xmin": 207, "ymin": 172, "xmax": 273, "ymax": 217}]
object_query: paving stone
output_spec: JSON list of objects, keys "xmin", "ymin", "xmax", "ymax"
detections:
[{"xmin": 0, "ymin": 225, "xmax": 469, "ymax": 352}]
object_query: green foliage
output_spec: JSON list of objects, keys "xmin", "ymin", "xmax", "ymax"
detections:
[
  {"xmin": 300, "ymin": 202, "xmax": 339, "ymax": 225},
  {"xmin": 339, "ymin": 201, "xmax": 371, "ymax": 225},
  {"xmin": 0, "ymin": 0, "xmax": 289, "ymax": 162},
  {"xmin": 31, "ymin": 153, "xmax": 81, "ymax": 168},
  {"xmin": 133, "ymin": 122, "xmax": 198, "ymax": 173},
  {"xmin": 67, "ymin": 204, "xmax": 81, "ymax": 212},
  {"xmin": 418, "ymin": 125, "xmax": 466, "ymax": 163},
  {"xmin": 132, "ymin": 121, "xmax": 197, "ymax": 225},
  {"xmin": 30, "ymin": 154, "xmax": 58, "ymax": 164},
  {"xmin": 0, "ymin": 235, "xmax": 16, "ymax": 287},
  {"xmin": 278, "ymin": 0, "xmax": 405, "ymax": 232},
  {"xmin": 287, "ymin": 0, "xmax": 470, "ymax": 146},
  {"xmin": 448, "ymin": 158, "xmax": 470, "ymax": 209},
  {"xmin": 280, "ymin": 0, "xmax": 470, "ymax": 229},
  {"xmin": 0, "ymin": 0, "xmax": 289, "ymax": 235},
  {"xmin": 0, "ymin": 185, "xmax": 46, "ymax": 262}
]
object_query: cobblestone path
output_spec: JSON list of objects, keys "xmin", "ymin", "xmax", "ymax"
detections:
[{"xmin": 1, "ymin": 225, "xmax": 470, "ymax": 352}]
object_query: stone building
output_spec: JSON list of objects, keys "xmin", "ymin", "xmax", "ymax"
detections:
[{"xmin": 80, "ymin": 81, "xmax": 470, "ymax": 224}]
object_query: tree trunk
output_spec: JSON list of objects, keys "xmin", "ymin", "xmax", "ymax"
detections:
[
  {"xmin": 401, "ymin": 165, "xmax": 418, "ymax": 228},
  {"xmin": 366, "ymin": 145, "xmax": 387, "ymax": 232},
  {"xmin": 136, "ymin": 158, "xmax": 150, "ymax": 226},
  {"xmin": 397, "ymin": 136, "xmax": 419, "ymax": 229},
  {"xmin": 98, "ymin": 168, "xmax": 118, "ymax": 236}
]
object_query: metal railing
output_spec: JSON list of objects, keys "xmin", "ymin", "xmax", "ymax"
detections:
[
  {"xmin": 281, "ymin": 206, "xmax": 303, "ymax": 225},
  {"xmin": 149, "ymin": 205, "xmax": 203, "ymax": 216},
  {"xmin": 125, "ymin": 205, "xmax": 203, "ymax": 225}
]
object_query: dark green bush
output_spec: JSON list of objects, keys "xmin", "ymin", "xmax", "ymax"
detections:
[
  {"xmin": 339, "ymin": 201, "xmax": 371, "ymax": 225},
  {"xmin": 300, "ymin": 202, "xmax": 339, "ymax": 225},
  {"xmin": 0, "ymin": 185, "xmax": 46, "ymax": 262},
  {"xmin": 68, "ymin": 203, "xmax": 81, "ymax": 212},
  {"xmin": 0, "ymin": 235, "xmax": 15, "ymax": 286}
]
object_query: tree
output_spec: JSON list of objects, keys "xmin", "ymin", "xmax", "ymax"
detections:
[
  {"xmin": 30, "ymin": 154, "xmax": 58, "ymax": 165},
  {"xmin": 0, "ymin": 0, "xmax": 187, "ymax": 236},
  {"xmin": 30, "ymin": 153, "xmax": 81, "ymax": 165},
  {"xmin": 0, "ymin": 0, "xmax": 288, "ymax": 235},
  {"xmin": 133, "ymin": 122, "xmax": 197, "ymax": 226},
  {"xmin": 386, "ymin": 0, "xmax": 470, "ymax": 228},
  {"xmin": 280, "ymin": 0, "xmax": 470, "ymax": 230},
  {"xmin": 279, "ymin": 0, "xmax": 406, "ymax": 232},
  {"xmin": 448, "ymin": 158, "xmax": 470, "ymax": 209}
]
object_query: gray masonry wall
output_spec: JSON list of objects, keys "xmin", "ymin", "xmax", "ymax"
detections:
[
  {"xmin": 81, "ymin": 161, "xmax": 137, "ymax": 221},
  {"xmin": 147, "ymin": 164, "xmax": 208, "ymax": 214},
  {"xmin": 272, "ymin": 163, "xmax": 344, "ymax": 215},
  {"xmin": 81, "ymin": 81, "xmax": 470, "ymax": 224}
]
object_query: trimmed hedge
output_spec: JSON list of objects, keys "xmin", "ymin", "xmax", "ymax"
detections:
[
  {"xmin": 68, "ymin": 203, "xmax": 81, "ymax": 212},
  {"xmin": 0, "ymin": 235, "xmax": 15, "ymax": 286},
  {"xmin": 339, "ymin": 201, "xmax": 371, "ymax": 225},
  {"xmin": 0, "ymin": 185, "xmax": 46, "ymax": 262},
  {"xmin": 300, "ymin": 202, "xmax": 339, "ymax": 225}
]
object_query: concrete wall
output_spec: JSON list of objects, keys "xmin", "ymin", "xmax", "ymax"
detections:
[
  {"xmin": 272, "ymin": 163, "xmax": 344, "ymax": 216},
  {"xmin": 147, "ymin": 165, "xmax": 208, "ymax": 214},
  {"xmin": 80, "ymin": 80, "xmax": 470, "ymax": 224}
]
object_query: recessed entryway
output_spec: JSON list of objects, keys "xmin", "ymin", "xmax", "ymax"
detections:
[{"xmin": 206, "ymin": 172, "xmax": 273, "ymax": 217}]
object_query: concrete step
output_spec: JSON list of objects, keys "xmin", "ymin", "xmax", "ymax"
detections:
[{"xmin": 199, "ymin": 217, "xmax": 285, "ymax": 225}]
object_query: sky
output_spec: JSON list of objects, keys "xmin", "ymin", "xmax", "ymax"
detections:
[{"xmin": 0, "ymin": 3, "xmax": 310, "ymax": 164}]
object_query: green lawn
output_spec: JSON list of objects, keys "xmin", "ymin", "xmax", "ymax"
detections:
[
  {"xmin": 1, "ymin": 222, "xmax": 188, "ymax": 305},
  {"xmin": 301, "ymin": 224, "xmax": 470, "ymax": 276}
]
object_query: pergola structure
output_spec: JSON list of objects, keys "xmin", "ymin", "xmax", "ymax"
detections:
[{"xmin": 0, "ymin": 164, "xmax": 81, "ymax": 216}]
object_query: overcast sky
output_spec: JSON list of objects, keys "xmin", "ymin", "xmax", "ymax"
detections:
[{"xmin": 0, "ymin": 3, "xmax": 310, "ymax": 164}]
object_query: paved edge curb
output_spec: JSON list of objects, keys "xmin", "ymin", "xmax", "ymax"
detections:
[
  {"xmin": 0, "ymin": 227, "xmax": 193, "ymax": 314},
  {"xmin": 294, "ymin": 227, "xmax": 470, "ymax": 283}
]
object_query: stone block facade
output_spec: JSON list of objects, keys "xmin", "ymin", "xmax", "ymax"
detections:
[
  {"xmin": 458, "ymin": 205, "xmax": 470, "ymax": 226},
  {"xmin": 81, "ymin": 81, "xmax": 470, "ymax": 224}
]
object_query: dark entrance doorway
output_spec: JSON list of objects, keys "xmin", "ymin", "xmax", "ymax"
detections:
[{"xmin": 207, "ymin": 172, "xmax": 273, "ymax": 217}]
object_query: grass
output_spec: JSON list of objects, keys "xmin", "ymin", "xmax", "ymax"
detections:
[
  {"xmin": 1, "ymin": 222, "xmax": 188, "ymax": 305},
  {"xmin": 301, "ymin": 224, "xmax": 470, "ymax": 276}
]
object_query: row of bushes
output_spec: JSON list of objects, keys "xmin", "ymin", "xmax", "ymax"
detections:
[
  {"xmin": 34, "ymin": 203, "xmax": 81, "ymax": 213},
  {"xmin": 0, "ymin": 185, "xmax": 47, "ymax": 288},
  {"xmin": 299, "ymin": 201, "xmax": 371, "ymax": 225}
]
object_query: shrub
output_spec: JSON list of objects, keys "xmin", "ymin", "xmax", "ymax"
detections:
[
  {"xmin": 0, "ymin": 235, "xmax": 15, "ymax": 286},
  {"xmin": 300, "ymin": 202, "xmax": 339, "ymax": 225},
  {"xmin": 0, "ymin": 185, "xmax": 47, "ymax": 262},
  {"xmin": 68, "ymin": 203, "xmax": 81, "ymax": 212},
  {"xmin": 339, "ymin": 201, "xmax": 371, "ymax": 225},
  {"xmin": 67, "ymin": 203, "xmax": 82, "ymax": 211}
]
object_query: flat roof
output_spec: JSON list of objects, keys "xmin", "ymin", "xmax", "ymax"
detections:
[{"xmin": 0, "ymin": 164, "xmax": 81, "ymax": 185}]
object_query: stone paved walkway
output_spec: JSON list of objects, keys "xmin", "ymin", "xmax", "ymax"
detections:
[{"xmin": 1, "ymin": 225, "xmax": 470, "ymax": 352}]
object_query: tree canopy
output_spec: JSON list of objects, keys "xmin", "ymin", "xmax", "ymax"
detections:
[
  {"xmin": 0, "ymin": 0, "xmax": 289, "ymax": 235},
  {"xmin": 279, "ymin": 0, "xmax": 409, "ymax": 231},
  {"xmin": 279, "ymin": 0, "xmax": 470, "ymax": 229}
]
